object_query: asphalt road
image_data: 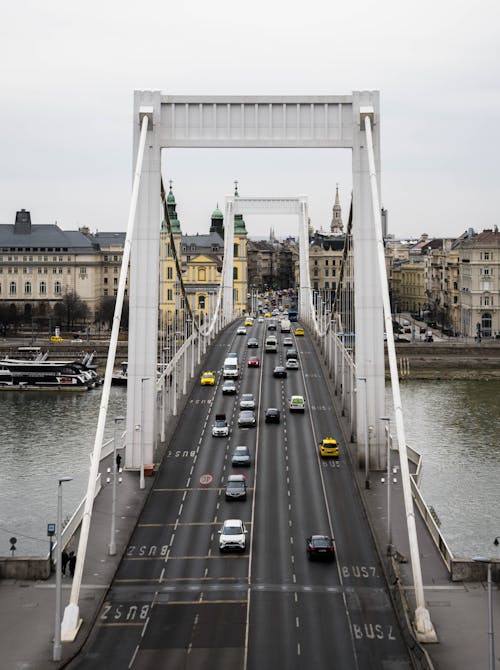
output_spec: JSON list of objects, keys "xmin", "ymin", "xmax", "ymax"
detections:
[{"xmin": 68, "ymin": 319, "xmax": 412, "ymax": 669}]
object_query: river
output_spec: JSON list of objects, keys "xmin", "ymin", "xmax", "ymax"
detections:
[{"xmin": 0, "ymin": 380, "xmax": 498, "ymax": 558}]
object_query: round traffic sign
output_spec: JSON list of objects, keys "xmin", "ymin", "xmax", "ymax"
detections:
[{"xmin": 199, "ymin": 473, "xmax": 214, "ymax": 486}]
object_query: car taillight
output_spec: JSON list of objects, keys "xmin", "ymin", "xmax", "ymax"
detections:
[{"xmin": 328, "ymin": 546, "xmax": 334, "ymax": 552}]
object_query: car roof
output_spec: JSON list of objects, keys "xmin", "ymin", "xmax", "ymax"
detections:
[
  {"xmin": 224, "ymin": 519, "xmax": 243, "ymax": 527},
  {"xmin": 234, "ymin": 445, "xmax": 249, "ymax": 451},
  {"xmin": 228, "ymin": 474, "xmax": 245, "ymax": 481}
]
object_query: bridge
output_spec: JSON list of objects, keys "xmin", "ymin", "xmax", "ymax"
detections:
[{"xmin": 58, "ymin": 90, "xmax": 444, "ymax": 666}]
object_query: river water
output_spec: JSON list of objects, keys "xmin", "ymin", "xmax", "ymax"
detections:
[{"xmin": 0, "ymin": 381, "xmax": 498, "ymax": 558}]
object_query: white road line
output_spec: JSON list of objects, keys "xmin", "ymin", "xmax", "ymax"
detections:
[
  {"xmin": 295, "ymin": 616, "xmax": 300, "ymax": 628},
  {"xmin": 186, "ymin": 477, "xmax": 191, "ymax": 488},
  {"xmin": 128, "ymin": 645, "xmax": 140, "ymax": 668},
  {"xmin": 290, "ymin": 537, "xmax": 294, "ymax": 545},
  {"xmin": 169, "ymin": 533, "xmax": 175, "ymax": 546},
  {"xmin": 294, "ymin": 592, "xmax": 298, "ymax": 603},
  {"xmin": 159, "ymin": 567, "xmax": 165, "ymax": 583},
  {"xmin": 289, "ymin": 520, "xmax": 292, "ymax": 527},
  {"xmin": 204, "ymin": 567, "xmax": 209, "ymax": 577},
  {"xmin": 291, "ymin": 555, "xmax": 295, "ymax": 564},
  {"xmin": 141, "ymin": 617, "xmax": 150, "ymax": 638},
  {"xmin": 178, "ymin": 504, "xmax": 183, "ymax": 516},
  {"xmin": 292, "ymin": 574, "xmax": 296, "ymax": 583},
  {"xmin": 182, "ymin": 490, "xmax": 187, "ymax": 501},
  {"xmin": 297, "ymin": 643, "xmax": 301, "ymax": 656},
  {"xmin": 174, "ymin": 519, "xmax": 179, "ymax": 530}
]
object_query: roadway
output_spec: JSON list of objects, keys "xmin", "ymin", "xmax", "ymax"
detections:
[{"xmin": 69, "ymin": 317, "xmax": 412, "ymax": 669}]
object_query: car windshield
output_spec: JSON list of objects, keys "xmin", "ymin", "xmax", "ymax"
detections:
[
  {"xmin": 312, "ymin": 537, "xmax": 330, "ymax": 548},
  {"xmin": 235, "ymin": 447, "xmax": 248, "ymax": 455},
  {"xmin": 228, "ymin": 481, "xmax": 245, "ymax": 489},
  {"xmin": 242, "ymin": 394, "xmax": 253, "ymax": 401}
]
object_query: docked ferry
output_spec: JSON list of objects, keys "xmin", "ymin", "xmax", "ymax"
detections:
[{"xmin": 0, "ymin": 358, "xmax": 95, "ymax": 390}]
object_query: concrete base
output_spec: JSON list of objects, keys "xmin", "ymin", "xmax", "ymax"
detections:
[
  {"xmin": 414, "ymin": 606, "xmax": 438, "ymax": 643},
  {"xmin": 61, "ymin": 603, "xmax": 83, "ymax": 642}
]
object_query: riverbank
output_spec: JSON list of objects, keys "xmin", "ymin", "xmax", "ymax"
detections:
[{"xmin": 391, "ymin": 341, "xmax": 500, "ymax": 379}]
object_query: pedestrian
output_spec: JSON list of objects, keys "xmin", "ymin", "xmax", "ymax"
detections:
[
  {"xmin": 116, "ymin": 453, "xmax": 122, "ymax": 472},
  {"xmin": 69, "ymin": 551, "xmax": 76, "ymax": 578},
  {"xmin": 61, "ymin": 549, "xmax": 69, "ymax": 576}
]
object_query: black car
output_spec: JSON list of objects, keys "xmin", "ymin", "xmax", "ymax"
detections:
[
  {"xmin": 306, "ymin": 535, "xmax": 335, "ymax": 561},
  {"xmin": 286, "ymin": 348, "xmax": 298, "ymax": 360},
  {"xmin": 265, "ymin": 407, "xmax": 281, "ymax": 423},
  {"xmin": 273, "ymin": 366, "xmax": 287, "ymax": 378},
  {"xmin": 238, "ymin": 410, "xmax": 256, "ymax": 427},
  {"xmin": 247, "ymin": 338, "xmax": 259, "ymax": 348}
]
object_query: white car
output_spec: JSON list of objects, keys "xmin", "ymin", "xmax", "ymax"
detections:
[
  {"xmin": 212, "ymin": 414, "xmax": 229, "ymax": 437},
  {"xmin": 286, "ymin": 358, "xmax": 299, "ymax": 369},
  {"xmin": 236, "ymin": 326, "xmax": 247, "ymax": 335},
  {"xmin": 239, "ymin": 393, "xmax": 255, "ymax": 410},
  {"xmin": 289, "ymin": 395, "xmax": 305, "ymax": 412},
  {"xmin": 219, "ymin": 519, "xmax": 248, "ymax": 552}
]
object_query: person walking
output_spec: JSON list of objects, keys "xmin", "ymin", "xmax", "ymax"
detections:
[
  {"xmin": 116, "ymin": 453, "xmax": 122, "ymax": 471},
  {"xmin": 61, "ymin": 549, "xmax": 69, "ymax": 576},
  {"xmin": 68, "ymin": 551, "xmax": 76, "ymax": 578}
]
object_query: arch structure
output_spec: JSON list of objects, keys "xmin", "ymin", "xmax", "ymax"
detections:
[
  {"xmin": 128, "ymin": 90, "xmax": 384, "ymax": 477},
  {"xmin": 221, "ymin": 196, "xmax": 312, "ymax": 324}
]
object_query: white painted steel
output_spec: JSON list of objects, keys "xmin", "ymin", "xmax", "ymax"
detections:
[
  {"xmin": 223, "ymin": 199, "xmax": 235, "ymax": 323},
  {"xmin": 60, "ymin": 112, "xmax": 150, "ymax": 642},
  {"xmin": 352, "ymin": 91, "xmax": 385, "ymax": 466},
  {"xmin": 364, "ymin": 114, "xmax": 436, "ymax": 641}
]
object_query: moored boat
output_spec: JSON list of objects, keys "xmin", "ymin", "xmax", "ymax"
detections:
[{"xmin": 0, "ymin": 358, "xmax": 94, "ymax": 390}]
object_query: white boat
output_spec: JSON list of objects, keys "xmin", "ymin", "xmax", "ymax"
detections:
[{"xmin": 0, "ymin": 358, "xmax": 94, "ymax": 390}]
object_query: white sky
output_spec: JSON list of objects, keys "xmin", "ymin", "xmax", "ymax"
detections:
[{"xmin": 1, "ymin": 0, "xmax": 499, "ymax": 240}]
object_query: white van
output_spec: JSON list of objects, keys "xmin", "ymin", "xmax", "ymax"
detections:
[
  {"xmin": 223, "ymin": 357, "xmax": 239, "ymax": 378},
  {"xmin": 265, "ymin": 336, "xmax": 278, "ymax": 353}
]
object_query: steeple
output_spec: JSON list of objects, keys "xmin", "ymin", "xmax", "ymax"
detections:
[
  {"xmin": 210, "ymin": 202, "xmax": 224, "ymax": 236},
  {"xmin": 162, "ymin": 180, "xmax": 181, "ymax": 233},
  {"xmin": 233, "ymin": 181, "xmax": 246, "ymax": 234},
  {"xmin": 330, "ymin": 184, "xmax": 343, "ymax": 235}
]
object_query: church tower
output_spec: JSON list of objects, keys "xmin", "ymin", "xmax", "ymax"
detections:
[
  {"xmin": 160, "ymin": 181, "xmax": 182, "ymax": 325},
  {"xmin": 233, "ymin": 181, "xmax": 248, "ymax": 315},
  {"xmin": 330, "ymin": 184, "xmax": 344, "ymax": 235}
]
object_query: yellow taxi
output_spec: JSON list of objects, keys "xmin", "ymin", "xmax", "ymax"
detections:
[
  {"xmin": 244, "ymin": 318, "xmax": 253, "ymax": 326},
  {"xmin": 264, "ymin": 312, "xmax": 272, "ymax": 318},
  {"xmin": 200, "ymin": 371, "xmax": 216, "ymax": 386},
  {"xmin": 319, "ymin": 437, "xmax": 339, "ymax": 458},
  {"xmin": 295, "ymin": 327, "xmax": 305, "ymax": 336},
  {"xmin": 50, "ymin": 335, "xmax": 64, "ymax": 343}
]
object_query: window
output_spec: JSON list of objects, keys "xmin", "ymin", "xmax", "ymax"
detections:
[
  {"xmin": 167, "ymin": 289, "xmax": 172, "ymax": 301},
  {"xmin": 9, "ymin": 281, "xmax": 16, "ymax": 295},
  {"xmin": 79, "ymin": 267, "xmax": 87, "ymax": 275},
  {"xmin": 113, "ymin": 278, "xmax": 118, "ymax": 286},
  {"xmin": 483, "ymin": 296, "xmax": 491, "ymax": 307},
  {"xmin": 234, "ymin": 243, "xmax": 239, "ymax": 257},
  {"xmin": 325, "ymin": 260, "xmax": 329, "ymax": 266},
  {"xmin": 44, "ymin": 256, "xmax": 48, "ymax": 262},
  {"xmin": 104, "ymin": 288, "xmax": 108, "ymax": 296},
  {"xmin": 233, "ymin": 267, "xmax": 238, "ymax": 280},
  {"xmin": 40, "ymin": 281, "xmax": 46, "ymax": 295},
  {"xmin": 113, "ymin": 289, "xmax": 118, "ymax": 296},
  {"xmin": 113, "ymin": 255, "xmax": 118, "ymax": 262},
  {"xmin": 114, "ymin": 267, "xmax": 118, "ymax": 274},
  {"xmin": 198, "ymin": 295, "xmax": 206, "ymax": 309},
  {"xmin": 24, "ymin": 281, "xmax": 32, "ymax": 295},
  {"xmin": 167, "ymin": 267, "xmax": 173, "ymax": 279},
  {"xmin": 104, "ymin": 255, "xmax": 109, "ymax": 262},
  {"xmin": 104, "ymin": 277, "xmax": 108, "ymax": 285},
  {"xmin": 54, "ymin": 281, "xmax": 62, "ymax": 295},
  {"xmin": 53, "ymin": 268, "xmax": 58, "ymax": 274},
  {"xmin": 481, "ymin": 313, "xmax": 492, "ymax": 337},
  {"xmin": 104, "ymin": 266, "xmax": 108, "ymax": 273}
]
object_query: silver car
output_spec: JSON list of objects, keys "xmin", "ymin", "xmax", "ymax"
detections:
[
  {"xmin": 239, "ymin": 393, "xmax": 255, "ymax": 410},
  {"xmin": 219, "ymin": 519, "xmax": 247, "ymax": 552},
  {"xmin": 286, "ymin": 358, "xmax": 299, "ymax": 370}
]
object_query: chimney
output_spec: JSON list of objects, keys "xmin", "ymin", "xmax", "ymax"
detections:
[{"xmin": 14, "ymin": 209, "xmax": 32, "ymax": 235}]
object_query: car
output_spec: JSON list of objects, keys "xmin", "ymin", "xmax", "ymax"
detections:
[
  {"xmin": 247, "ymin": 356, "xmax": 260, "ymax": 368},
  {"xmin": 319, "ymin": 437, "xmax": 339, "ymax": 458},
  {"xmin": 283, "ymin": 336, "xmax": 293, "ymax": 347},
  {"xmin": 225, "ymin": 474, "xmax": 247, "ymax": 501},
  {"xmin": 244, "ymin": 318, "xmax": 253, "ymax": 326},
  {"xmin": 306, "ymin": 535, "xmax": 335, "ymax": 561},
  {"xmin": 265, "ymin": 407, "xmax": 281, "ymax": 423},
  {"xmin": 219, "ymin": 519, "xmax": 247, "ymax": 552},
  {"xmin": 212, "ymin": 413, "xmax": 229, "ymax": 437},
  {"xmin": 258, "ymin": 316, "xmax": 264, "ymax": 323},
  {"xmin": 247, "ymin": 338, "xmax": 259, "ymax": 348},
  {"xmin": 239, "ymin": 393, "xmax": 255, "ymax": 410},
  {"xmin": 289, "ymin": 395, "xmax": 305, "ymax": 412},
  {"xmin": 222, "ymin": 380, "xmax": 237, "ymax": 395},
  {"xmin": 238, "ymin": 410, "xmax": 256, "ymax": 427},
  {"xmin": 200, "ymin": 371, "xmax": 216, "ymax": 386},
  {"xmin": 231, "ymin": 445, "xmax": 251, "ymax": 466},
  {"xmin": 286, "ymin": 358, "xmax": 299, "ymax": 370},
  {"xmin": 267, "ymin": 321, "xmax": 277, "ymax": 331},
  {"xmin": 50, "ymin": 335, "xmax": 64, "ymax": 343},
  {"xmin": 295, "ymin": 327, "xmax": 305, "ymax": 336},
  {"xmin": 264, "ymin": 312, "xmax": 272, "ymax": 318},
  {"xmin": 237, "ymin": 326, "xmax": 247, "ymax": 335},
  {"xmin": 273, "ymin": 366, "xmax": 287, "ymax": 378},
  {"xmin": 286, "ymin": 348, "xmax": 298, "ymax": 360}
]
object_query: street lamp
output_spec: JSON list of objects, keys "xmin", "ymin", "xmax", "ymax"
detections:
[
  {"xmin": 53, "ymin": 476, "xmax": 72, "ymax": 662},
  {"xmin": 473, "ymin": 554, "xmax": 495, "ymax": 670},
  {"xmin": 109, "ymin": 416, "xmax": 125, "ymax": 556},
  {"xmin": 140, "ymin": 378, "xmax": 150, "ymax": 490},
  {"xmin": 380, "ymin": 417, "xmax": 392, "ymax": 555},
  {"xmin": 357, "ymin": 377, "xmax": 370, "ymax": 489}
]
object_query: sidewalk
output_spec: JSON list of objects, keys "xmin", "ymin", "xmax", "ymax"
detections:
[{"xmin": 0, "ymin": 450, "xmax": 153, "ymax": 669}]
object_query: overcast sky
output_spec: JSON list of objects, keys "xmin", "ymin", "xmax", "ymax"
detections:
[{"xmin": 1, "ymin": 0, "xmax": 499, "ymax": 240}]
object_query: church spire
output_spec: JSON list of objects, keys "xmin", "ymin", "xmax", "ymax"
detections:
[{"xmin": 330, "ymin": 183, "xmax": 344, "ymax": 234}]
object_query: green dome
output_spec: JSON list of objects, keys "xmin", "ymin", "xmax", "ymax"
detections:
[
  {"xmin": 234, "ymin": 213, "xmax": 247, "ymax": 234},
  {"xmin": 211, "ymin": 206, "xmax": 223, "ymax": 220}
]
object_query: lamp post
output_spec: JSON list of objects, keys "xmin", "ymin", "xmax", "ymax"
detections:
[
  {"xmin": 140, "ymin": 377, "xmax": 150, "ymax": 490},
  {"xmin": 473, "ymin": 555, "xmax": 495, "ymax": 670},
  {"xmin": 357, "ymin": 377, "xmax": 370, "ymax": 489},
  {"xmin": 109, "ymin": 416, "xmax": 125, "ymax": 556},
  {"xmin": 380, "ymin": 417, "xmax": 392, "ymax": 555},
  {"xmin": 53, "ymin": 476, "xmax": 72, "ymax": 662}
]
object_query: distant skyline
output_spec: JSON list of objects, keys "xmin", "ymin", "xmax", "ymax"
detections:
[{"xmin": 1, "ymin": 1, "xmax": 498, "ymax": 240}]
